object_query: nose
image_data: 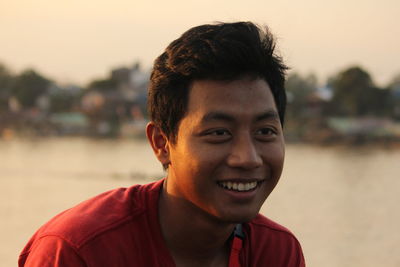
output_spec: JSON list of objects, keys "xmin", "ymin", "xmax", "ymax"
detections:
[{"xmin": 226, "ymin": 135, "xmax": 262, "ymax": 169}]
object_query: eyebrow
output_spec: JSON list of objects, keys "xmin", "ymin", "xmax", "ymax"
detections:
[
  {"xmin": 201, "ymin": 109, "xmax": 280, "ymax": 123},
  {"xmin": 255, "ymin": 110, "xmax": 280, "ymax": 122}
]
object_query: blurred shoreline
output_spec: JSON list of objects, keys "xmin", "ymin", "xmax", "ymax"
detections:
[{"xmin": 1, "ymin": 63, "xmax": 400, "ymax": 146}]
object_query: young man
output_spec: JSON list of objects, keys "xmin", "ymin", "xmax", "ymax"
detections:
[{"xmin": 19, "ymin": 22, "xmax": 305, "ymax": 266}]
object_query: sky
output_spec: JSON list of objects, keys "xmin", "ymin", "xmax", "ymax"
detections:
[{"xmin": 1, "ymin": 0, "xmax": 399, "ymax": 86}]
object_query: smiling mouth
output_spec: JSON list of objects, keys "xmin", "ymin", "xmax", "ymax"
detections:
[{"xmin": 217, "ymin": 181, "xmax": 262, "ymax": 192}]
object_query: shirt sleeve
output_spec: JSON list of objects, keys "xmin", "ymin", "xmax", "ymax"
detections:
[
  {"xmin": 287, "ymin": 235, "xmax": 306, "ymax": 267},
  {"xmin": 19, "ymin": 236, "xmax": 87, "ymax": 267}
]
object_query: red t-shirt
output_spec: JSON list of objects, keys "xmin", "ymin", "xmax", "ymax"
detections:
[{"xmin": 19, "ymin": 179, "xmax": 305, "ymax": 267}]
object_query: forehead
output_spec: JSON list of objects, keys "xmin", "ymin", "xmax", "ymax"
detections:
[{"xmin": 186, "ymin": 78, "xmax": 277, "ymax": 117}]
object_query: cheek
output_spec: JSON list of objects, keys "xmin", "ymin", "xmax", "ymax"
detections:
[
  {"xmin": 187, "ymin": 148, "xmax": 225, "ymax": 188},
  {"xmin": 266, "ymin": 144, "xmax": 285, "ymax": 177},
  {"xmin": 171, "ymin": 144, "xmax": 213, "ymax": 180}
]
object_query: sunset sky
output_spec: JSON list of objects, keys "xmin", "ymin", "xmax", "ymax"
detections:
[{"xmin": 1, "ymin": 0, "xmax": 399, "ymax": 86}]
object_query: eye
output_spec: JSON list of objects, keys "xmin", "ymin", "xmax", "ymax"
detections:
[
  {"xmin": 255, "ymin": 127, "xmax": 277, "ymax": 140},
  {"xmin": 256, "ymin": 128, "xmax": 275, "ymax": 135},
  {"xmin": 202, "ymin": 128, "xmax": 232, "ymax": 143},
  {"xmin": 209, "ymin": 129, "xmax": 230, "ymax": 136}
]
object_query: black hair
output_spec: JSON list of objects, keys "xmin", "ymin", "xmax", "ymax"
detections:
[{"xmin": 148, "ymin": 21, "xmax": 288, "ymax": 143}]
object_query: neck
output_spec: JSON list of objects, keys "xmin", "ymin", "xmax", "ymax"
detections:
[{"xmin": 158, "ymin": 179, "xmax": 235, "ymax": 266}]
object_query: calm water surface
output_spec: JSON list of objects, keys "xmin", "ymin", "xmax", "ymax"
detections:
[{"xmin": 1, "ymin": 138, "xmax": 399, "ymax": 267}]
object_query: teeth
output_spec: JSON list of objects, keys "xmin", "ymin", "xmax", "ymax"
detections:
[
  {"xmin": 218, "ymin": 181, "xmax": 258, "ymax": 192},
  {"xmin": 238, "ymin": 183, "xmax": 244, "ymax": 191},
  {"xmin": 244, "ymin": 183, "xmax": 250, "ymax": 190}
]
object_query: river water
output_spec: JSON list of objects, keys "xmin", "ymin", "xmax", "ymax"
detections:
[{"xmin": 1, "ymin": 138, "xmax": 399, "ymax": 266}]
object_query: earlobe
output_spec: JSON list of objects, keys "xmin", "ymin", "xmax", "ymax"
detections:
[{"xmin": 146, "ymin": 122, "xmax": 170, "ymax": 166}]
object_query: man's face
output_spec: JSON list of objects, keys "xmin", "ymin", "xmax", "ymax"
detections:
[{"xmin": 165, "ymin": 77, "xmax": 285, "ymax": 223}]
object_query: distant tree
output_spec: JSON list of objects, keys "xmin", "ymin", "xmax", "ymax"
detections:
[
  {"xmin": 0, "ymin": 63, "xmax": 13, "ymax": 89},
  {"xmin": 49, "ymin": 88, "xmax": 80, "ymax": 113},
  {"xmin": 283, "ymin": 72, "xmax": 321, "ymax": 140},
  {"xmin": 328, "ymin": 66, "xmax": 385, "ymax": 117},
  {"xmin": 388, "ymin": 73, "xmax": 400, "ymax": 92},
  {"xmin": 87, "ymin": 78, "xmax": 117, "ymax": 91},
  {"xmin": 0, "ymin": 63, "xmax": 14, "ymax": 111},
  {"xmin": 387, "ymin": 73, "xmax": 400, "ymax": 119},
  {"xmin": 285, "ymin": 72, "xmax": 318, "ymax": 118},
  {"xmin": 11, "ymin": 69, "xmax": 51, "ymax": 109}
]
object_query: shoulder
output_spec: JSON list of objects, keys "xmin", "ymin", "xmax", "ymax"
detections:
[
  {"xmin": 243, "ymin": 214, "xmax": 305, "ymax": 266},
  {"xmin": 19, "ymin": 235, "xmax": 86, "ymax": 267},
  {"xmin": 21, "ymin": 180, "xmax": 163, "ymax": 252},
  {"xmin": 248, "ymin": 213, "xmax": 297, "ymax": 237},
  {"xmin": 246, "ymin": 213, "xmax": 302, "ymax": 246}
]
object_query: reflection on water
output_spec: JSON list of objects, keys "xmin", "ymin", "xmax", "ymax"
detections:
[{"xmin": 1, "ymin": 138, "xmax": 399, "ymax": 267}]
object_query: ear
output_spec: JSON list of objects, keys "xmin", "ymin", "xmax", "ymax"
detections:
[{"xmin": 146, "ymin": 122, "xmax": 171, "ymax": 167}]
